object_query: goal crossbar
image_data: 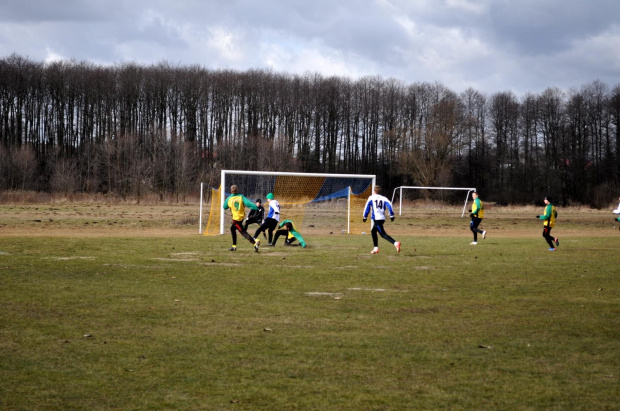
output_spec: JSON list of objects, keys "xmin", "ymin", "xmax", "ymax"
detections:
[{"xmin": 391, "ymin": 186, "xmax": 476, "ymax": 217}]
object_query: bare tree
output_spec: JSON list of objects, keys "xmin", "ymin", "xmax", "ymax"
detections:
[
  {"xmin": 50, "ymin": 156, "xmax": 78, "ymax": 196},
  {"xmin": 399, "ymin": 87, "xmax": 461, "ymax": 188},
  {"xmin": 11, "ymin": 145, "xmax": 38, "ymax": 190},
  {"xmin": 489, "ymin": 91, "xmax": 520, "ymax": 198},
  {"xmin": 459, "ymin": 88, "xmax": 487, "ymax": 191},
  {"xmin": 0, "ymin": 145, "xmax": 10, "ymax": 189},
  {"xmin": 1, "ymin": 54, "xmax": 618, "ymax": 206},
  {"xmin": 610, "ymin": 84, "xmax": 620, "ymax": 180},
  {"xmin": 519, "ymin": 93, "xmax": 540, "ymax": 196}
]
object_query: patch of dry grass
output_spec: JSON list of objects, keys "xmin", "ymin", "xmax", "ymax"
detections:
[{"xmin": 2, "ymin": 197, "xmax": 619, "ymax": 239}]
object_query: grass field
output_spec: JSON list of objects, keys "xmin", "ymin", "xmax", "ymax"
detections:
[{"xmin": 1, "ymin": 202, "xmax": 619, "ymax": 409}]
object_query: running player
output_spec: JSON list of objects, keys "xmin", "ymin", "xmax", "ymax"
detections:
[
  {"xmin": 536, "ymin": 196, "xmax": 559, "ymax": 251},
  {"xmin": 469, "ymin": 191, "xmax": 487, "ymax": 245},
  {"xmin": 254, "ymin": 192, "xmax": 280, "ymax": 245},
  {"xmin": 223, "ymin": 185, "xmax": 260, "ymax": 252},
  {"xmin": 363, "ymin": 185, "xmax": 401, "ymax": 254}
]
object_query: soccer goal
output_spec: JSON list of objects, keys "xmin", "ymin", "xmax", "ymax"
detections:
[
  {"xmin": 199, "ymin": 170, "xmax": 376, "ymax": 235},
  {"xmin": 390, "ymin": 186, "xmax": 476, "ymax": 217}
]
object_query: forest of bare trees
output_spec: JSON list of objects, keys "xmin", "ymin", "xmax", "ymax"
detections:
[{"xmin": 1, "ymin": 54, "xmax": 619, "ymax": 207}]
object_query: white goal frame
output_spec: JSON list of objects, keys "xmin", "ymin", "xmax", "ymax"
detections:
[
  {"xmin": 391, "ymin": 186, "xmax": 477, "ymax": 217},
  {"xmin": 199, "ymin": 170, "xmax": 376, "ymax": 235}
]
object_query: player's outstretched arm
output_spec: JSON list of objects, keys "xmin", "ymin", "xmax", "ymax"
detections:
[
  {"xmin": 242, "ymin": 196, "xmax": 258, "ymax": 210},
  {"xmin": 291, "ymin": 231, "xmax": 307, "ymax": 247},
  {"xmin": 362, "ymin": 199, "xmax": 372, "ymax": 222},
  {"xmin": 385, "ymin": 201, "xmax": 395, "ymax": 221}
]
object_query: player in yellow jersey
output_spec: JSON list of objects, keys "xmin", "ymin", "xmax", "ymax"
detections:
[
  {"xmin": 272, "ymin": 219, "xmax": 307, "ymax": 248},
  {"xmin": 469, "ymin": 191, "xmax": 487, "ymax": 245},
  {"xmin": 536, "ymin": 196, "xmax": 559, "ymax": 251},
  {"xmin": 223, "ymin": 185, "xmax": 260, "ymax": 252}
]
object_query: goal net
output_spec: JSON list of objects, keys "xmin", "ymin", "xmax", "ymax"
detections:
[
  {"xmin": 391, "ymin": 186, "xmax": 476, "ymax": 217},
  {"xmin": 200, "ymin": 170, "xmax": 376, "ymax": 235}
]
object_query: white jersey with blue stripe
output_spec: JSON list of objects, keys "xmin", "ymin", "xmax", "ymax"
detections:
[
  {"xmin": 266, "ymin": 199, "xmax": 281, "ymax": 222},
  {"xmin": 363, "ymin": 194, "xmax": 394, "ymax": 221}
]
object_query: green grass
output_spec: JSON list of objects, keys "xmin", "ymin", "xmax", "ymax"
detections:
[{"xmin": 1, "ymin": 231, "xmax": 619, "ymax": 409}]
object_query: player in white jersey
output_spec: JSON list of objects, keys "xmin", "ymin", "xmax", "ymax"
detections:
[
  {"xmin": 363, "ymin": 185, "xmax": 401, "ymax": 254},
  {"xmin": 254, "ymin": 192, "xmax": 281, "ymax": 245}
]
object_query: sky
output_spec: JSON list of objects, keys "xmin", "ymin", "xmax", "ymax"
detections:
[{"xmin": 1, "ymin": 0, "xmax": 619, "ymax": 96}]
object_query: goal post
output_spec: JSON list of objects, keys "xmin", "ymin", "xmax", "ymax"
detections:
[
  {"xmin": 391, "ymin": 186, "xmax": 476, "ymax": 217},
  {"xmin": 199, "ymin": 182, "xmax": 222, "ymax": 234},
  {"xmin": 200, "ymin": 170, "xmax": 376, "ymax": 235}
]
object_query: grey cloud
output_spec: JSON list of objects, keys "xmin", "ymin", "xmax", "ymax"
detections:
[
  {"xmin": 0, "ymin": 0, "xmax": 618, "ymax": 96},
  {"xmin": 0, "ymin": 0, "xmax": 123, "ymax": 22},
  {"xmin": 487, "ymin": 0, "xmax": 620, "ymax": 55}
]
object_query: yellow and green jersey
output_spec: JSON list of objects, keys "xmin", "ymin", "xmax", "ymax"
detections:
[
  {"xmin": 539, "ymin": 204, "xmax": 557, "ymax": 227},
  {"xmin": 223, "ymin": 194, "xmax": 258, "ymax": 221},
  {"xmin": 279, "ymin": 219, "xmax": 307, "ymax": 247},
  {"xmin": 472, "ymin": 198, "xmax": 484, "ymax": 218}
]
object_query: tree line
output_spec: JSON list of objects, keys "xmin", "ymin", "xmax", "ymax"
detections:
[{"xmin": 1, "ymin": 53, "xmax": 619, "ymax": 207}]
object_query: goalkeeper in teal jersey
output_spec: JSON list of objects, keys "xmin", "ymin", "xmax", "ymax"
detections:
[
  {"xmin": 272, "ymin": 219, "xmax": 307, "ymax": 247},
  {"xmin": 223, "ymin": 185, "xmax": 260, "ymax": 252}
]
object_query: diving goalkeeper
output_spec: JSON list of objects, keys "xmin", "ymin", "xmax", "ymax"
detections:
[{"xmin": 271, "ymin": 219, "xmax": 307, "ymax": 247}]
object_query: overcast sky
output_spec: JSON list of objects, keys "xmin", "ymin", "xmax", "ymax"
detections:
[{"xmin": 1, "ymin": 0, "xmax": 619, "ymax": 96}]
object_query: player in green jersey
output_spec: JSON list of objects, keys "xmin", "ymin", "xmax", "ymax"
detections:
[
  {"xmin": 271, "ymin": 219, "xmax": 307, "ymax": 248},
  {"xmin": 536, "ymin": 196, "xmax": 559, "ymax": 251},
  {"xmin": 469, "ymin": 191, "xmax": 487, "ymax": 245},
  {"xmin": 223, "ymin": 185, "xmax": 260, "ymax": 252}
]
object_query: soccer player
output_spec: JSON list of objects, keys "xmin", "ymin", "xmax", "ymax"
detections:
[
  {"xmin": 469, "ymin": 191, "xmax": 487, "ymax": 245},
  {"xmin": 223, "ymin": 185, "xmax": 260, "ymax": 252},
  {"xmin": 272, "ymin": 219, "xmax": 307, "ymax": 248},
  {"xmin": 363, "ymin": 185, "xmax": 401, "ymax": 254},
  {"xmin": 254, "ymin": 192, "xmax": 280, "ymax": 245},
  {"xmin": 536, "ymin": 196, "xmax": 559, "ymax": 251},
  {"xmin": 243, "ymin": 198, "xmax": 265, "ymax": 235}
]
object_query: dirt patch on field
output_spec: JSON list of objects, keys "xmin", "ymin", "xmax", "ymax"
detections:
[
  {"xmin": 0, "ymin": 203, "xmax": 199, "ymax": 237},
  {"xmin": 0, "ymin": 227, "xmax": 195, "ymax": 238}
]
